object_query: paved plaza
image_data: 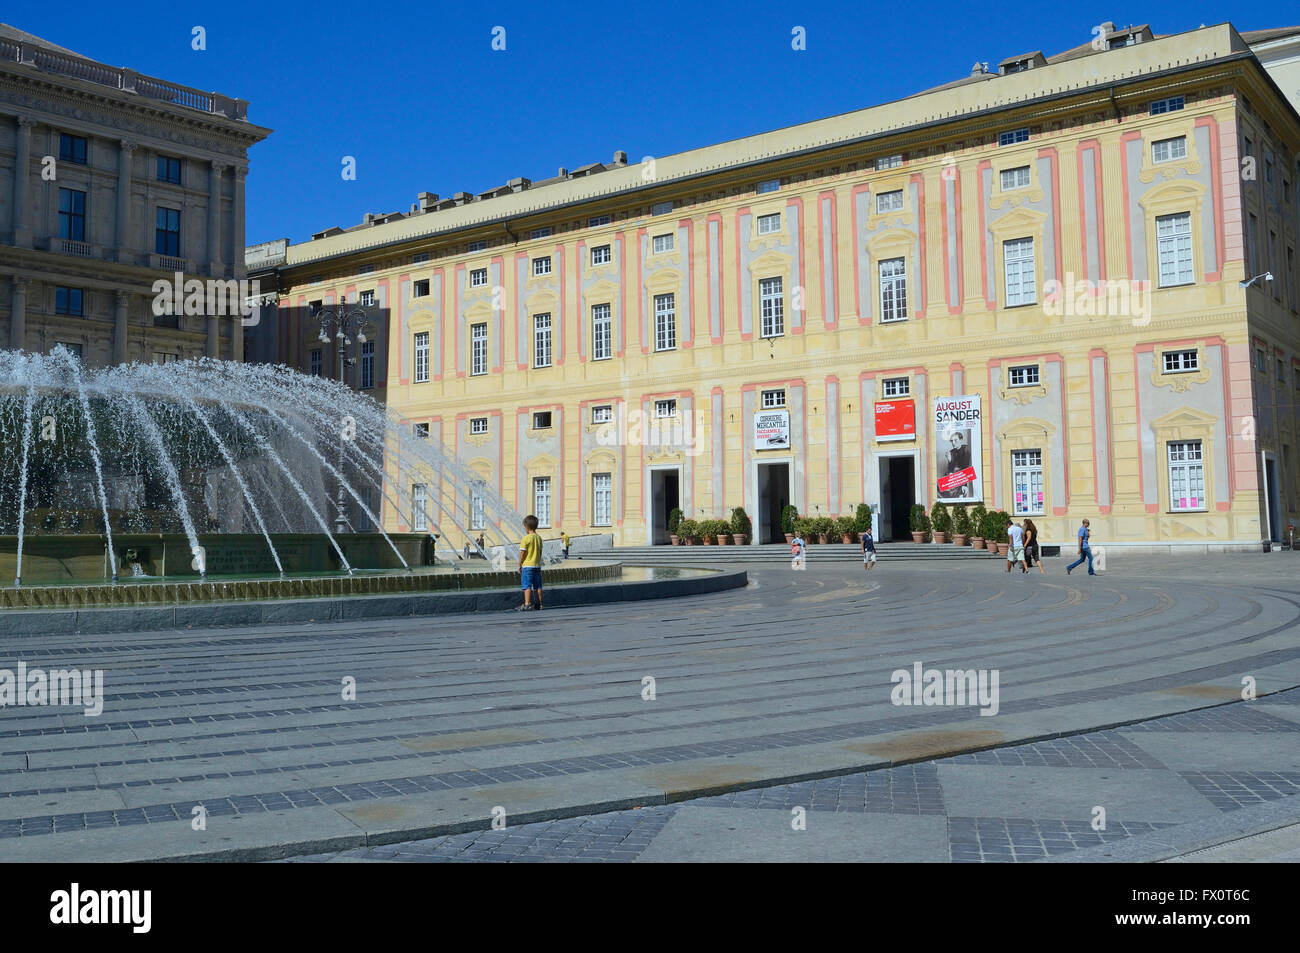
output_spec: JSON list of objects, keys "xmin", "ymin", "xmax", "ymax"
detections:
[{"xmin": 0, "ymin": 552, "xmax": 1297, "ymax": 862}]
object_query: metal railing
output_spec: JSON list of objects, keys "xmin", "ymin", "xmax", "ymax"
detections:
[{"xmin": 1, "ymin": 37, "xmax": 248, "ymax": 120}]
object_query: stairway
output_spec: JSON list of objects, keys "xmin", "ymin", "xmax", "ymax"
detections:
[{"xmin": 589, "ymin": 542, "xmax": 1024, "ymax": 565}]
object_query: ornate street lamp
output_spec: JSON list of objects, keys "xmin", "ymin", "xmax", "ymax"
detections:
[{"xmin": 315, "ymin": 296, "xmax": 373, "ymax": 534}]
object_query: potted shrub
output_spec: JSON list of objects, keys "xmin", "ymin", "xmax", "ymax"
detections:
[
  {"xmin": 699, "ymin": 519, "xmax": 717, "ymax": 545},
  {"xmin": 930, "ymin": 502, "xmax": 950, "ymax": 544},
  {"xmin": 678, "ymin": 518, "xmax": 699, "ymax": 545},
  {"xmin": 667, "ymin": 507, "xmax": 684, "ymax": 545},
  {"xmin": 730, "ymin": 507, "xmax": 751, "ymax": 546},
  {"xmin": 854, "ymin": 502, "xmax": 873, "ymax": 536},
  {"xmin": 816, "ymin": 516, "xmax": 834, "ymax": 544},
  {"xmin": 908, "ymin": 503, "xmax": 930, "ymax": 543},
  {"xmin": 951, "ymin": 504, "xmax": 970, "ymax": 546},
  {"xmin": 995, "ymin": 510, "xmax": 1012, "ymax": 555},
  {"xmin": 793, "ymin": 516, "xmax": 812, "ymax": 543},
  {"xmin": 836, "ymin": 515, "xmax": 857, "ymax": 543},
  {"xmin": 715, "ymin": 519, "xmax": 732, "ymax": 545},
  {"xmin": 969, "ymin": 503, "xmax": 987, "ymax": 549},
  {"xmin": 782, "ymin": 505, "xmax": 799, "ymax": 545}
]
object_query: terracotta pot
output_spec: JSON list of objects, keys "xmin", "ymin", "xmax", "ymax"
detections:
[
  {"xmin": 669, "ymin": 535, "xmax": 680, "ymax": 546},
  {"xmin": 817, "ymin": 533, "xmax": 830, "ymax": 544},
  {"xmin": 716, "ymin": 534, "xmax": 731, "ymax": 545},
  {"xmin": 910, "ymin": 532, "xmax": 926, "ymax": 544},
  {"xmin": 932, "ymin": 532, "xmax": 948, "ymax": 544},
  {"xmin": 841, "ymin": 533, "xmax": 855, "ymax": 544},
  {"xmin": 784, "ymin": 533, "xmax": 795, "ymax": 545},
  {"xmin": 970, "ymin": 537, "xmax": 984, "ymax": 549},
  {"xmin": 733, "ymin": 534, "xmax": 748, "ymax": 546},
  {"xmin": 683, "ymin": 538, "xmax": 694, "ymax": 546},
  {"xmin": 701, "ymin": 537, "xmax": 714, "ymax": 545},
  {"xmin": 997, "ymin": 542, "xmax": 1010, "ymax": 555},
  {"xmin": 952, "ymin": 534, "xmax": 968, "ymax": 546}
]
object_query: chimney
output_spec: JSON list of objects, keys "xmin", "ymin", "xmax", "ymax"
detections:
[
  {"xmin": 613, "ymin": 150, "xmax": 628, "ymax": 165},
  {"xmin": 557, "ymin": 167, "xmax": 569, "ymax": 178},
  {"xmin": 452, "ymin": 191, "xmax": 472, "ymax": 205},
  {"xmin": 363, "ymin": 212, "xmax": 376, "ymax": 225},
  {"xmin": 970, "ymin": 61, "xmax": 984, "ymax": 75},
  {"xmin": 507, "ymin": 176, "xmax": 531, "ymax": 192},
  {"xmin": 417, "ymin": 191, "xmax": 438, "ymax": 211},
  {"xmin": 1099, "ymin": 21, "xmax": 1116, "ymax": 36}
]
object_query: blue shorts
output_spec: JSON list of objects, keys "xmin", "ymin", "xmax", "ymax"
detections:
[{"xmin": 520, "ymin": 566, "xmax": 542, "ymax": 590}]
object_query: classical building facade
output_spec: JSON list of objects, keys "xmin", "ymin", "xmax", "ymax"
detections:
[
  {"xmin": 268, "ymin": 22, "xmax": 1300, "ymax": 553},
  {"xmin": 0, "ymin": 23, "xmax": 270, "ymax": 366}
]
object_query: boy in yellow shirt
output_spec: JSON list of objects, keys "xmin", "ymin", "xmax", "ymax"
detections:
[{"xmin": 516, "ymin": 514, "xmax": 544, "ymax": 611}]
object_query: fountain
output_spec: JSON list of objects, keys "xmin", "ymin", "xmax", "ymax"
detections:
[{"xmin": 0, "ymin": 348, "xmax": 563, "ymax": 605}]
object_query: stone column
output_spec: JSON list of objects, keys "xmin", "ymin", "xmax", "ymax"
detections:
[
  {"xmin": 115, "ymin": 140, "xmax": 137, "ymax": 261},
  {"xmin": 207, "ymin": 161, "xmax": 226, "ymax": 276},
  {"xmin": 10, "ymin": 276, "xmax": 30, "ymax": 350},
  {"xmin": 114, "ymin": 291, "xmax": 131, "ymax": 365},
  {"xmin": 12, "ymin": 117, "xmax": 33, "ymax": 247}
]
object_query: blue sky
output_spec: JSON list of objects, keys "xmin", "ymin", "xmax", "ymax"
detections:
[{"xmin": 15, "ymin": 3, "xmax": 1290, "ymax": 245}]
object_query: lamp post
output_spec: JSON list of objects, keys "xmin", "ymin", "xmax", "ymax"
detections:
[{"xmin": 315, "ymin": 296, "xmax": 372, "ymax": 535}]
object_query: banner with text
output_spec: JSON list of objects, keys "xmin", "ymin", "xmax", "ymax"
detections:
[{"xmin": 934, "ymin": 394, "xmax": 983, "ymax": 502}]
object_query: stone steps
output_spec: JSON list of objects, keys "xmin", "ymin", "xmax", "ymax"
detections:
[{"xmin": 596, "ymin": 542, "xmax": 1035, "ymax": 563}]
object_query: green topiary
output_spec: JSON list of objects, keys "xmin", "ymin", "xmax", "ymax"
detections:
[
  {"xmin": 854, "ymin": 503, "xmax": 873, "ymax": 533},
  {"xmin": 730, "ymin": 507, "xmax": 752, "ymax": 538},
  {"xmin": 970, "ymin": 503, "xmax": 988, "ymax": 538},
  {"xmin": 930, "ymin": 502, "xmax": 951, "ymax": 534},
  {"xmin": 781, "ymin": 505, "xmax": 799, "ymax": 535},
  {"xmin": 951, "ymin": 504, "xmax": 970, "ymax": 536},
  {"xmin": 677, "ymin": 518, "xmax": 699, "ymax": 539},
  {"xmin": 667, "ymin": 507, "xmax": 684, "ymax": 536},
  {"xmin": 835, "ymin": 515, "xmax": 857, "ymax": 538},
  {"xmin": 909, "ymin": 503, "xmax": 929, "ymax": 533}
]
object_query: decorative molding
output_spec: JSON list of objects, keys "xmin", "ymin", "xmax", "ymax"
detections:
[{"xmin": 998, "ymin": 382, "xmax": 1048, "ymax": 404}]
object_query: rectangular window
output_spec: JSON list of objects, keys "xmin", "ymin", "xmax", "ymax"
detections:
[
  {"xmin": 1011, "ymin": 449, "xmax": 1044, "ymax": 516},
  {"xmin": 1163, "ymin": 349, "xmax": 1199, "ymax": 373},
  {"xmin": 1278, "ymin": 359, "xmax": 1286, "ymax": 383},
  {"xmin": 532, "ymin": 411, "xmax": 552, "ymax": 429},
  {"xmin": 999, "ymin": 128, "xmax": 1029, "ymax": 146},
  {"xmin": 412, "ymin": 251, "xmax": 431, "ymax": 263},
  {"xmin": 757, "ymin": 212, "xmax": 782, "ymax": 234},
  {"xmin": 414, "ymin": 331, "xmax": 429, "ymax": 383},
  {"xmin": 470, "ymin": 267, "xmax": 488, "ymax": 287},
  {"xmin": 881, "ymin": 377, "xmax": 909, "ymax": 398},
  {"xmin": 592, "ymin": 303, "xmax": 612, "ymax": 360},
  {"xmin": 56, "ymin": 342, "xmax": 83, "ymax": 361},
  {"xmin": 1150, "ymin": 96, "xmax": 1184, "ymax": 115},
  {"xmin": 652, "ymin": 200, "xmax": 673, "ymax": 216},
  {"xmin": 360, "ymin": 340, "xmax": 374, "ymax": 389},
  {"xmin": 358, "ymin": 264, "xmax": 375, "ymax": 275},
  {"xmin": 655, "ymin": 399, "xmax": 677, "ymax": 418},
  {"xmin": 756, "ymin": 178, "xmax": 780, "ymax": 194},
  {"xmin": 874, "ymin": 154, "xmax": 902, "ymax": 170},
  {"xmin": 760, "ymin": 276, "xmax": 784, "ymax": 337},
  {"xmin": 1168, "ymin": 441, "xmax": 1205, "ymax": 511},
  {"xmin": 412, "ymin": 484, "xmax": 428, "ymax": 531},
  {"xmin": 59, "ymin": 134, "xmax": 87, "ymax": 164},
  {"xmin": 1152, "ymin": 136, "xmax": 1188, "ymax": 164},
  {"xmin": 880, "ymin": 257, "xmax": 908, "ymax": 322},
  {"xmin": 588, "ymin": 214, "xmax": 611, "ymax": 228},
  {"xmin": 308, "ymin": 300, "xmax": 322, "ymax": 315},
  {"xmin": 1156, "ymin": 212, "xmax": 1194, "ymax": 287},
  {"xmin": 310, "ymin": 349, "xmax": 322, "ymax": 376},
  {"xmin": 1003, "ymin": 238, "xmax": 1036, "ymax": 306},
  {"xmin": 55, "ymin": 286, "xmax": 84, "ymax": 316},
  {"xmin": 653, "ymin": 233, "xmax": 674, "ymax": 253},
  {"xmin": 591, "ymin": 245, "xmax": 611, "ymax": 266},
  {"xmin": 533, "ymin": 256, "xmax": 551, "ymax": 277},
  {"xmin": 152, "ymin": 351, "xmax": 179, "ymax": 364},
  {"xmin": 875, "ymin": 189, "xmax": 904, "ymax": 214},
  {"xmin": 412, "ymin": 279, "xmax": 429, "ymax": 298},
  {"xmin": 470, "ymin": 487, "xmax": 485, "ymax": 530},
  {"xmin": 654, "ymin": 293, "xmax": 676, "ymax": 351},
  {"xmin": 155, "ymin": 207, "xmax": 181, "ymax": 256},
  {"xmin": 533, "ymin": 313, "xmax": 552, "ymax": 367},
  {"xmin": 592, "ymin": 405, "xmax": 613, "ymax": 424},
  {"xmin": 529, "ymin": 226, "xmax": 553, "ymax": 240},
  {"xmin": 467, "ymin": 240, "xmax": 487, "ymax": 252},
  {"xmin": 359, "ymin": 289, "xmax": 375, "ymax": 307},
  {"xmin": 58, "ymin": 189, "xmax": 86, "ymax": 241},
  {"xmin": 1000, "ymin": 166, "xmax": 1031, "ymax": 191},
  {"xmin": 470, "ymin": 323, "xmax": 487, "ymax": 376},
  {"xmin": 156, "ymin": 156, "xmax": 182, "ymax": 184},
  {"xmin": 592, "ymin": 473, "xmax": 612, "ymax": 527},
  {"xmin": 1248, "ymin": 214, "xmax": 1259, "ymax": 276},
  {"xmin": 1265, "ymin": 157, "xmax": 1274, "ymax": 185},
  {"xmin": 1008, "ymin": 364, "xmax": 1040, "ymax": 387},
  {"xmin": 1288, "ymin": 247, "xmax": 1296, "ymax": 310},
  {"xmin": 533, "ymin": 477, "xmax": 552, "ymax": 527},
  {"xmin": 470, "ymin": 416, "xmax": 488, "ymax": 434},
  {"xmin": 414, "ymin": 422, "xmax": 430, "ymax": 439},
  {"xmin": 1255, "ymin": 348, "xmax": 1265, "ymax": 372},
  {"xmin": 761, "ymin": 388, "xmax": 786, "ymax": 408}
]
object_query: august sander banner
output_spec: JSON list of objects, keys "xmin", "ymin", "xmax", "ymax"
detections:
[{"xmin": 934, "ymin": 394, "xmax": 982, "ymax": 502}]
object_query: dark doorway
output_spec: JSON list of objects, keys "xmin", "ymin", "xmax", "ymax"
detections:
[
  {"xmin": 880, "ymin": 456, "xmax": 916, "ymax": 541},
  {"xmin": 651, "ymin": 469, "xmax": 680, "ymax": 544},
  {"xmin": 757, "ymin": 462, "xmax": 791, "ymax": 543},
  {"xmin": 1265, "ymin": 456, "xmax": 1281, "ymax": 543}
]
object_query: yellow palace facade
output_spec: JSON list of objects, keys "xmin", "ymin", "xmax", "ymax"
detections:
[{"xmin": 269, "ymin": 23, "xmax": 1300, "ymax": 553}]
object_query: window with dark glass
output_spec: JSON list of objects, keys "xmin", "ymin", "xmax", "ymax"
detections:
[{"xmin": 155, "ymin": 207, "xmax": 181, "ymax": 256}]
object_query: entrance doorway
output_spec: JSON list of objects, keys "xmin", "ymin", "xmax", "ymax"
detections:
[
  {"xmin": 650, "ymin": 468, "xmax": 680, "ymax": 544},
  {"xmin": 1264, "ymin": 455, "xmax": 1281, "ymax": 543},
  {"xmin": 879, "ymin": 455, "xmax": 916, "ymax": 541},
  {"xmin": 756, "ymin": 462, "xmax": 791, "ymax": 544}
]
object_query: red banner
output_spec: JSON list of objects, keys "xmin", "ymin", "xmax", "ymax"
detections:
[{"xmin": 874, "ymin": 399, "xmax": 915, "ymax": 440}]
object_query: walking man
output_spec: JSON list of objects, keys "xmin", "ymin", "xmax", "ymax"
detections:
[
  {"xmin": 861, "ymin": 525, "xmax": 877, "ymax": 572},
  {"xmin": 1066, "ymin": 518, "xmax": 1095, "ymax": 575},
  {"xmin": 1005, "ymin": 519, "xmax": 1025, "ymax": 573},
  {"xmin": 790, "ymin": 530, "xmax": 808, "ymax": 571}
]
